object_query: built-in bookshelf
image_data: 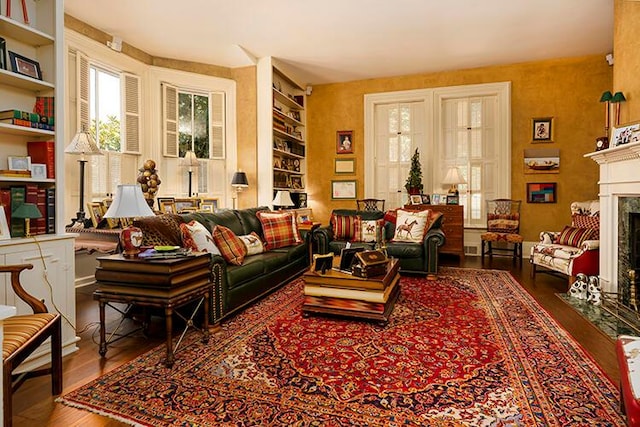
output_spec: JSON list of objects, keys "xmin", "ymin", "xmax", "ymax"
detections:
[{"xmin": 257, "ymin": 57, "xmax": 307, "ymax": 208}]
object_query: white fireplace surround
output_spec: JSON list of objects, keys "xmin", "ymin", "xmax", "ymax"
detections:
[{"xmin": 586, "ymin": 141, "xmax": 640, "ymax": 294}]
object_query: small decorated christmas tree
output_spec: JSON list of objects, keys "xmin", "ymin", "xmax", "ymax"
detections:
[{"xmin": 405, "ymin": 148, "xmax": 423, "ymax": 194}]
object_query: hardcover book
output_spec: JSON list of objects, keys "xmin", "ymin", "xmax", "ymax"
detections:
[{"xmin": 27, "ymin": 141, "xmax": 55, "ymax": 179}]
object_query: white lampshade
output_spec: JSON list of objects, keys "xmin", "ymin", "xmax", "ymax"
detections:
[
  {"xmin": 272, "ymin": 190, "xmax": 294, "ymax": 207},
  {"xmin": 181, "ymin": 150, "xmax": 200, "ymax": 170},
  {"xmin": 64, "ymin": 130, "xmax": 103, "ymax": 156},
  {"xmin": 104, "ymin": 184, "xmax": 155, "ymax": 219},
  {"xmin": 442, "ymin": 167, "xmax": 466, "ymax": 185}
]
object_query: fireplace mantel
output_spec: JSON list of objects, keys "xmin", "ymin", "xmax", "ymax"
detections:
[
  {"xmin": 585, "ymin": 141, "xmax": 640, "ymax": 165},
  {"xmin": 586, "ymin": 141, "xmax": 640, "ymax": 294}
]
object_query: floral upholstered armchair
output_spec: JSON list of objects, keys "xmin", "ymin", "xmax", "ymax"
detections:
[{"xmin": 530, "ymin": 200, "xmax": 600, "ymax": 285}]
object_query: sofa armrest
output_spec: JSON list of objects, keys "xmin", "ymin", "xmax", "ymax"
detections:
[
  {"xmin": 209, "ymin": 254, "xmax": 228, "ymax": 325},
  {"xmin": 423, "ymin": 228, "xmax": 446, "ymax": 274},
  {"xmin": 315, "ymin": 226, "xmax": 333, "ymax": 254},
  {"xmin": 581, "ymin": 240, "xmax": 599, "ymax": 251}
]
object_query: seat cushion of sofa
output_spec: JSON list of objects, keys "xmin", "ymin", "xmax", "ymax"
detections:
[
  {"xmin": 386, "ymin": 242, "xmax": 423, "ymax": 258},
  {"xmin": 226, "ymin": 257, "xmax": 265, "ymax": 289},
  {"xmin": 531, "ymin": 243, "xmax": 582, "ymax": 260},
  {"xmin": 272, "ymin": 243, "xmax": 307, "ymax": 262}
]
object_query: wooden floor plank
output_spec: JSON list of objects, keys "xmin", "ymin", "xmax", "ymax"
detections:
[{"xmin": 10, "ymin": 256, "xmax": 619, "ymax": 426}]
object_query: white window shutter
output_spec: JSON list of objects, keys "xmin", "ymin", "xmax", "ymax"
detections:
[
  {"xmin": 163, "ymin": 83, "xmax": 178, "ymax": 157},
  {"xmin": 76, "ymin": 51, "xmax": 90, "ymax": 132},
  {"xmin": 210, "ymin": 91, "xmax": 225, "ymax": 159},
  {"xmin": 122, "ymin": 72, "xmax": 141, "ymax": 154}
]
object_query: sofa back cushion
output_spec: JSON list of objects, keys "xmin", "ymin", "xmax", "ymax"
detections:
[
  {"xmin": 236, "ymin": 206, "xmax": 270, "ymax": 236},
  {"xmin": 557, "ymin": 225, "xmax": 596, "ymax": 247}
]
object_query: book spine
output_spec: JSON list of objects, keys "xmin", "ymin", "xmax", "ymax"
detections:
[
  {"xmin": 0, "ymin": 189, "xmax": 11, "ymax": 230},
  {"xmin": 35, "ymin": 188, "xmax": 46, "ymax": 234},
  {"xmin": 45, "ymin": 187, "xmax": 55, "ymax": 234},
  {"xmin": 27, "ymin": 141, "xmax": 55, "ymax": 179},
  {"xmin": 10, "ymin": 186, "xmax": 26, "ymax": 237},
  {"xmin": 304, "ymin": 276, "xmax": 398, "ymax": 303}
]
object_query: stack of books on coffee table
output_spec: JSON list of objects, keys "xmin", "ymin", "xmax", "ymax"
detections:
[{"xmin": 301, "ymin": 258, "xmax": 400, "ymax": 322}]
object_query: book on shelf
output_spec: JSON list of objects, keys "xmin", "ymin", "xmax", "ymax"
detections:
[
  {"xmin": 45, "ymin": 187, "xmax": 55, "ymax": 234},
  {"xmin": 9, "ymin": 186, "xmax": 26, "ymax": 237},
  {"xmin": 27, "ymin": 141, "xmax": 55, "ymax": 179},
  {"xmin": 34, "ymin": 97, "xmax": 55, "ymax": 120},
  {"xmin": 35, "ymin": 187, "xmax": 46, "ymax": 235},
  {"xmin": 0, "ymin": 169, "xmax": 31, "ymax": 177},
  {"xmin": 303, "ymin": 275, "xmax": 399, "ymax": 303},
  {"xmin": 0, "ymin": 118, "xmax": 54, "ymax": 131},
  {"xmin": 0, "ymin": 109, "xmax": 38, "ymax": 122},
  {"xmin": 0, "ymin": 189, "xmax": 11, "ymax": 231}
]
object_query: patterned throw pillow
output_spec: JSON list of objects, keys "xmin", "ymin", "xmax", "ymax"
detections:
[
  {"xmin": 354, "ymin": 218, "xmax": 385, "ymax": 243},
  {"xmin": 134, "ymin": 213, "xmax": 183, "ymax": 247},
  {"xmin": 211, "ymin": 225, "xmax": 247, "ymax": 265},
  {"xmin": 331, "ymin": 214, "xmax": 360, "ymax": 240},
  {"xmin": 257, "ymin": 211, "xmax": 302, "ymax": 244},
  {"xmin": 179, "ymin": 220, "xmax": 221, "ymax": 255},
  {"xmin": 238, "ymin": 232, "xmax": 265, "ymax": 256},
  {"xmin": 392, "ymin": 209, "xmax": 429, "ymax": 243},
  {"xmin": 572, "ymin": 214, "xmax": 600, "ymax": 239},
  {"xmin": 257, "ymin": 212, "xmax": 300, "ymax": 250},
  {"xmin": 557, "ymin": 226, "xmax": 596, "ymax": 247}
]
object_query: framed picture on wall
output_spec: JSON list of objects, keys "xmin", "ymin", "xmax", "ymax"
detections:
[
  {"xmin": 336, "ymin": 130, "xmax": 354, "ymax": 154},
  {"xmin": 527, "ymin": 182, "xmax": 557, "ymax": 203},
  {"xmin": 531, "ymin": 117, "xmax": 554, "ymax": 142},
  {"xmin": 331, "ymin": 180, "xmax": 357, "ymax": 199}
]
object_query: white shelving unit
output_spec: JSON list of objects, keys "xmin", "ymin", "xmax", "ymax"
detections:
[{"xmin": 0, "ymin": 0, "xmax": 78, "ymax": 370}]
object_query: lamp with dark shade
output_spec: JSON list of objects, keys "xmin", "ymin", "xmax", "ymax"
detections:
[
  {"xmin": 104, "ymin": 184, "xmax": 155, "ymax": 257},
  {"xmin": 181, "ymin": 150, "xmax": 200, "ymax": 197},
  {"xmin": 612, "ymin": 91, "xmax": 626, "ymax": 126},
  {"xmin": 12, "ymin": 203, "xmax": 42, "ymax": 237},
  {"xmin": 272, "ymin": 190, "xmax": 294, "ymax": 210},
  {"xmin": 599, "ymin": 91, "xmax": 613, "ymax": 134},
  {"xmin": 231, "ymin": 171, "xmax": 249, "ymax": 209},
  {"xmin": 65, "ymin": 128, "xmax": 103, "ymax": 228}
]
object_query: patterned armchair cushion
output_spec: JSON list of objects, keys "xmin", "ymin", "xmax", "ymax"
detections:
[{"xmin": 487, "ymin": 213, "xmax": 520, "ymax": 233}]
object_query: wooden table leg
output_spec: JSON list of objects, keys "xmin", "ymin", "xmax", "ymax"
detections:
[
  {"xmin": 165, "ymin": 306, "xmax": 174, "ymax": 368},
  {"xmin": 98, "ymin": 300, "xmax": 107, "ymax": 357}
]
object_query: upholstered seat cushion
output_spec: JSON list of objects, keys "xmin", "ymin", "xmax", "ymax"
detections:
[
  {"xmin": 480, "ymin": 232, "xmax": 524, "ymax": 243},
  {"xmin": 3, "ymin": 313, "xmax": 58, "ymax": 360}
]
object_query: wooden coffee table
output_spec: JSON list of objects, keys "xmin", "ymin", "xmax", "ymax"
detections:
[{"xmin": 302, "ymin": 258, "xmax": 400, "ymax": 323}]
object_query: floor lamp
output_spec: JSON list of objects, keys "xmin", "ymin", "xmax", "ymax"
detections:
[
  {"xmin": 231, "ymin": 171, "xmax": 248, "ymax": 209},
  {"xmin": 181, "ymin": 150, "xmax": 200, "ymax": 197},
  {"xmin": 65, "ymin": 129, "xmax": 103, "ymax": 227}
]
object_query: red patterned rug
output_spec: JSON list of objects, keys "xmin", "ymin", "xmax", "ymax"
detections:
[{"xmin": 58, "ymin": 268, "xmax": 625, "ymax": 426}]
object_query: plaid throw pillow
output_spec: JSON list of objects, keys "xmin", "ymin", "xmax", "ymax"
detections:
[
  {"xmin": 257, "ymin": 212, "xmax": 299, "ymax": 250},
  {"xmin": 557, "ymin": 225, "xmax": 596, "ymax": 247},
  {"xmin": 331, "ymin": 214, "xmax": 360, "ymax": 240},
  {"xmin": 211, "ymin": 225, "xmax": 247, "ymax": 265},
  {"xmin": 257, "ymin": 211, "xmax": 302, "ymax": 244},
  {"xmin": 572, "ymin": 214, "xmax": 600, "ymax": 239}
]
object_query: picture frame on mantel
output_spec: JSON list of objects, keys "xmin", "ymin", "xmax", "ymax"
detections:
[
  {"xmin": 612, "ymin": 122, "xmax": 640, "ymax": 147},
  {"xmin": 531, "ymin": 117, "xmax": 554, "ymax": 143}
]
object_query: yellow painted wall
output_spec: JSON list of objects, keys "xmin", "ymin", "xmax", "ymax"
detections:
[
  {"xmin": 306, "ymin": 55, "xmax": 612, "ymax": 241},
  {"xmin": 614, "ymin": 0, "xmax": 640, "ymax": 124}
]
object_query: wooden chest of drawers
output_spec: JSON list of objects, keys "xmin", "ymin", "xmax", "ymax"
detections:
[{"xmin": 404, "ymin": 204, "xmax": 464, "ymax": 259}]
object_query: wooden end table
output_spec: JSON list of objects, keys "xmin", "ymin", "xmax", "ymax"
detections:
[{"xmin": 93, "ymin": 253, "xmax": 212, "ymax": 367}]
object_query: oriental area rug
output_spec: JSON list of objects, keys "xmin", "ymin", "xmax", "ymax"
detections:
[{"xmin": 58, "ymin": 268, "xmax": 626, "ymax": 426}]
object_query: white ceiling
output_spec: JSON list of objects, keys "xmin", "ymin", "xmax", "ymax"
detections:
[{"xmin": 63, "ymin": 0, "xmax": 614, "ymax": 85}]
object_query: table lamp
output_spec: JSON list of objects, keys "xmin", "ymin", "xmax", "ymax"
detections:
[
  {"xmin": 442, "ymin": 167, "xmax": 466, "ymax": 196},
  {"xmin": 103, "ymin": 184, "xmax": 155, "ymax": 257},
  {"xmin": 272, "ymin": 190, "xmax": 294, "ymax": 210},
  {"xmin": 231, "ymin": 170, "xmax": 249, "ymax": 209},
  {"xmin": 12, "ymin": 203, "xmax": 42, "ymax": 237},
  {"xmin": 181, "ymin": 150, "xmax": 200, "ymax": 197},
  {"xmin": 65, "ymin": 128, "xmax": 103, "ymax": 228}
]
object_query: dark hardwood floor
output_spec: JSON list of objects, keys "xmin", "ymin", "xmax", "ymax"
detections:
[{"xmin": 12, "ymin": 256, "xmax": 619, "ymax": 426}]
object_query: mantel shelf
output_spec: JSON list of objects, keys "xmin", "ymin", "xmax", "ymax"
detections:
[{"xmin": 585, "ymin": 141, "xmax": 640, "ymax": 165}]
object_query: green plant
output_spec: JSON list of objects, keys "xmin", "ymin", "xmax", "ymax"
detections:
[{"xmin": 405, "ymin": 148, "xmax": 423, "ymax": 194}]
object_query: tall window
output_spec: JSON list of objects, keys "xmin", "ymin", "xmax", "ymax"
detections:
[
  {"xmin": 178, "ymin": 91, "xmax": 209, "ymax": 158},
  {"xmin": 89, "ymin": 65, "xmax": 122, "ymax": 197}
]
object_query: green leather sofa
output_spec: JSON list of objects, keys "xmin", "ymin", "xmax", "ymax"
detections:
[
  {"xmin": 136, "ymin": 207, "xmax": 310, "ymax": 327},
  {"xmin": 315, "ymin": 209, "xmax": 445, "ymax": 275}
]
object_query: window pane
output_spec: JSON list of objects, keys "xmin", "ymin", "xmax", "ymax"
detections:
[
  {"xmin": 388, "ymin": 107, "xmax": 398, "ymax": 134},
  {"xmin": 388, "ymin": 136, "xmax": 398, "ymax": 162},
  {"xmin": 90, "ymin": 66, "xmax": 121, "ymax": 152},
  {"xmin": 400, "ymin": 106, "xmax": 411, "ymax": 132},
  {"xmin": 193, "ymin": 94, "xmax": 209, "ymax": 158},
  {"xmin": 178, "ymin": 93, "xmax": 193, "ymax": 157}
]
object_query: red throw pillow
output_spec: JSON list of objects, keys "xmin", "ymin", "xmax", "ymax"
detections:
[
  {"xmin": 572, "ymin": 214, "xmax": 600, "ymax": 239},
  {"xmin": 557, "ymin": 226, "xmax": 596, "ymax": 247},
  {"xmin": 257, "ymin": 211, "xmax": 300, "ymax": 250},
  {"xmin": 331, "ymin": 214, "xmax": 360, "ymax": 240},
  {"xmin": 211, "ymin": 225, "xmax": 247, "ymax": 265}
]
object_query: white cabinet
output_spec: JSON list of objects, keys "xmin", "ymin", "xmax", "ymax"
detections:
[{"xmin": 0, "ymin": 235, "xmax": 78, "ymax": 371}]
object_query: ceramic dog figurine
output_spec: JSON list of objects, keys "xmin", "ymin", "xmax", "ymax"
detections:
[
  {"xmin": 569, "ymin": 273, "xmax": 588, "ymax": 300},
  {"xmin": 587, "ymin": 276, "xmax": 602, "ymax": 306}
]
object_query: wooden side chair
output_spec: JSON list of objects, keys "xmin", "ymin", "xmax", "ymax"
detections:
[
  {"xmin": 480, "ymin": 199, "xmax": 523, "ymax": 262},
  {"xmin": 356, "ymin": 199, "xmax": 385, "ymax": 212},
  {"xmin": 1, "ymin": 264, "xmax": 62, "ymax": 427}
]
